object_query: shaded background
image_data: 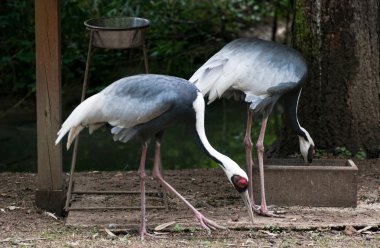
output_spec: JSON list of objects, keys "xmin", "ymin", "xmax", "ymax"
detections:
[{"xmin": 5, "ymin": 0, "xmax": 375, "ymax": 172}]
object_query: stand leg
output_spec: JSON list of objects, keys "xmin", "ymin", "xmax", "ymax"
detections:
[
  {"xmin": 65, "ymin": 30, "xmax": 94, "ymax": 211},
  {"xmin": 143, "ymin": 44, "xmax": 149, "ymax": 73}
]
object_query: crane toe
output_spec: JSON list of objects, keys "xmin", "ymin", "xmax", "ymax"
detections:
[
  {"xmin": 140, "ymin": 229, "xmax": 167, "ymax": 241},
  {"xmin": 195, "ymin": 213, "xmax": 226, "ymax": 234},
  {"xmin": 251, "ymin": 204, "xmax": 285, "ymax": 218}
]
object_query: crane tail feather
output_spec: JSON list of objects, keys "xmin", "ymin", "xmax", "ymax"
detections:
[
  {"xmin": 66, "ymin": 125, "xmax": 84, "ymax": 150},
  {"xmin": 55, "ymin": 94, "xmax": 102, "ymax": 149},
  {"xmin": 89, "ymin": 123, "xmax": 104, "ymax": 134},
  {"xmin": 55, "ymin": 124, "xmax": 85, "ymax": 150},
  {"xmin": 55, "ymin": 127, "xmax": 69, "ymax": 146}
]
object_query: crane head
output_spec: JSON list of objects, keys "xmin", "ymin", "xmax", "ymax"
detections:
[
  {"xmin": 217, "ymin": 155, "xmax": 255, "ymax": 223},
  {"xmin": 230, "ymin": 174, "xmax": 255, "ymax": 224},
  {"xmin": 231, "ymin": 175, "xmax": 248, "ymax": 192},
  {"xmin": 215, "ymin": 153, "xmax": 255, "ymax": 223},
  {"xmin": 298, "ymin": 128, "xmax": 315, "ymax": 164},
  {"xmin": 227, "ymin": 173, "xmax": 254, "ymax": 224}
]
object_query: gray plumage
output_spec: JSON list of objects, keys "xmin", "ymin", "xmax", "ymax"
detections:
[
  {"xmin": 190, "ymin": 38, "xmax": 308, "ymax": 116},
  {"xmin": 56, "ymin": 74, "xmax": 198, "ymax": 148}
]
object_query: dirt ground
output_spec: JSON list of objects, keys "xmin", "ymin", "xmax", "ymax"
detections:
[{"xmin": 0, "ymin": 159, "xmax": 379, "ymax": 247}]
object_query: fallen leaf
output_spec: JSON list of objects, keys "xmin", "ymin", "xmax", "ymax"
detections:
[
  {"xmin": 15, "ymin": 242, "xmax": 31, "ymax": 246},
  {"xmin": 44, "ymin": 211, "xmax": 59, "ymax": 220},
  {"xmin": 104, "ymin": 228, "xmax": 117, "ymax": 238},
  {"xmin": 1, "ymin": 237, "xmax": 47, "ymax": 243},
  {"xmin": 154, "ymin": 221, "xmax": 176, "ymax": 231},
  {"xmin": 114, "ymin": 172, "xmax": 124, "ymax": 180},
  {"xmin": 357, "ymin": 226, "xmax": 372, "ymax": 233},
  {"xmin": 66, "ymin": 241, "xmax": 80, "ymax": 247},
  {"xmin": 274, "ymin": 210, "xmax": 287, "ymax": 215},
  {"xmin": 260, "ymin": 230, "xmax": 278, "ymax": 237},
  {"xmin": 0, "ymin": 208, "xmax": 5, "ymax": 213},
  {"xmin": 245, "ymin": 238, "xmax": 256, "ymax": 245},
  {"xmin": 8, "ymin": 206, "xmax": 20, "ymax": 211}
]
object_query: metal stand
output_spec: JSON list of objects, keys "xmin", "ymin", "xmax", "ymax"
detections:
[{"xmin": 65, "ymin": 18, "xmax": 168, "ymax": 212}]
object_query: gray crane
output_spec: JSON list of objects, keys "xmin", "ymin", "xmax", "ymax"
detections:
[
  {"xmin": 55, "ymin": 74, "xmax": 255, "ymax": 239},
  {"xmin": 190, "ymin": 38, "xmax": 315, "ymax": 217}
]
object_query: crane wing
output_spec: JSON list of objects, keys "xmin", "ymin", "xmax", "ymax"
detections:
[
  {"xmin": 55, "ymin": 77, "xmax": 173, "ymax": 149},
  {"xmin": 190, "ymin": 38, "xmax": 308, "ymax": 111},
  {"xmin": 190, "ymin": 62, "xmax": 231, "ymax": 103}
]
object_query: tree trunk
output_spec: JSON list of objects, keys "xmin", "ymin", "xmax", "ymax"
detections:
[{"xmin": 270, "ymin": 0, "xmax": 380, "ymax": 158}]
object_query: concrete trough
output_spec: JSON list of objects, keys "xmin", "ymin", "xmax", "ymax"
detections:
[{"xmin": 251, "ymin": 159, "xmax": 358, "ymax": 207}]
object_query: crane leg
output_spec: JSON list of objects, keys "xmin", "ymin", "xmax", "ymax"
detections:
[
  {"xmin": 244, "ymin": 108, "xmax": 258, "ymax": 209},
  {"xmin": 152, "ymin": 140, "xmax": 225, "ymax": 233},
  {"xmin": 138, "ymin": 142, "xmax": 158, "ymax": 240},
  {"xmin": 256, "ymin": 116, "xmax": 282, "ymax": 218}
]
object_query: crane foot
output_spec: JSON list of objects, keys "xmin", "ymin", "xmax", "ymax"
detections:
[
  {"xmin": 252, "ymin": 204, "xmax": 285, "ymax": 218},
  {"xmin": 140, "ymin": 229, "xmax": 166, "ymax": 241},
  {"xmin": 195, "ymin": 213, "xmax": 226, "ymax": 234}
]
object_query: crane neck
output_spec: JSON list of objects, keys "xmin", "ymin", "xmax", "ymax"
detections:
[
  {"xmin": 283, "ymin": 87, "xmax": 308, "ymax": 140},
  {"xmin": 191, "ymin": 93, "xmax": 235, "ymax": 171}
]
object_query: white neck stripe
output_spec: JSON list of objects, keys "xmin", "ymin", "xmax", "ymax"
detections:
[{"xmin": 192, "ymin": 92, "xmax": 246, "ymax": 176}]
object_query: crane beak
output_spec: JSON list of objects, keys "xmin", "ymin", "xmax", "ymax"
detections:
[{"xmin": 242, "ymin": 191, "xmax": 255, "ymax": 225}]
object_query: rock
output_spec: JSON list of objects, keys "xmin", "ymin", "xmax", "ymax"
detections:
[
  {"xmin": 231, "ymin": 214, "xmax": 239, "ymax": 222},
  {"xmin": 343, "ymin": 225, "xmax": 357, "ymax": 236}
]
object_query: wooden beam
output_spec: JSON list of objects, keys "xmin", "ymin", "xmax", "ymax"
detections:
[{"xmin": 35, "ymin": 0, "xmax": 65, "ymax": 215}]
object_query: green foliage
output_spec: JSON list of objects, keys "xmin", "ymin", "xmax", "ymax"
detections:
[
  {"xmin": 119, "ymin": 234, "xmax": 129, "ymax": 244},
  {"xmin": 316, "ymin": 147, "xmax": 368, "ymax": 160},
  {"xmin": 90, "ymin": 227, "xmax": 98, "ymax": 235},
  {"xmin": 1, "ymin": 0, "xmax": 288, "ymax": 95},
  {"xmin": 0, "ymin": 1, "xmax": 35, "ymax": 93},
  {"xmin": 172, "ymin": 223, "xmax": 185, "ymax": 232},
  {"xmin": 2, "ymin": 0, "xmax": 290, "ymax": 172},
  {"xmin": 315, "ymin": 149, "xmax": 328, "ymax": 158},
  {"xmin": 355, "ymin": 149, "xmax": 367, "ymax": 160},
  {"xmin": 267, "ymin": 225, "xmax": 283, "ymax": 234},
  {"xmin": 334, "ymin": 147, "xmax": 352, "ymax": 157}
]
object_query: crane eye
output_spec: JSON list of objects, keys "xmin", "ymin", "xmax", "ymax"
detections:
[{"xmin": 231, "ymin": 175, "xmax": 248, "ymax": 193}]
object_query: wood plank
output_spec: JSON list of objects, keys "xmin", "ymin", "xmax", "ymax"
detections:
[
  {"xmin": 64, "ymin": 170, "xmax": 375, "ymax": 231},
  {"xmin": 67, "ymin": 206, "xmax": 166, "ymax": 211},
  {"xmin": 66, "ymin": 207, "xmax": 380, "ymax": 230},
  {"xmin": 72, "ymin": 190, "xmax": 163, "ymax": 195},
  {"xmin": 35, "ymin": 0, "xmax": 64, "ymax": 213}
]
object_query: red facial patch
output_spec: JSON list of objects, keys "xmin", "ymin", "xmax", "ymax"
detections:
[
  {"xmin": 231, "ymin": 175, "xmax": 249, "ymax": 193},
  {"xmin": 238, "ymin": 177, "xmax": 248, "ymax": 187}
]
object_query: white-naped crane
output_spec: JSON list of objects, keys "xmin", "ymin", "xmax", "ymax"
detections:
[
  {"xmin": 190, "ymin": 38, "xmax": 315, "ymax": 217},
  {"xmin": 55, "ymin": 74, "xmax": 255, "ymax": 240}
]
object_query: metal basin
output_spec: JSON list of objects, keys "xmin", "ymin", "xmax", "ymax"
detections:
[{"xmin": 84, "ymin": 17, "xmax": 150, "ymax": 49}]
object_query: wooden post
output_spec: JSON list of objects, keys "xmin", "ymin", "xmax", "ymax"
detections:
[{"xmin": 35, "ymin": 0, "xmax": 65, "ymax": 215}]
